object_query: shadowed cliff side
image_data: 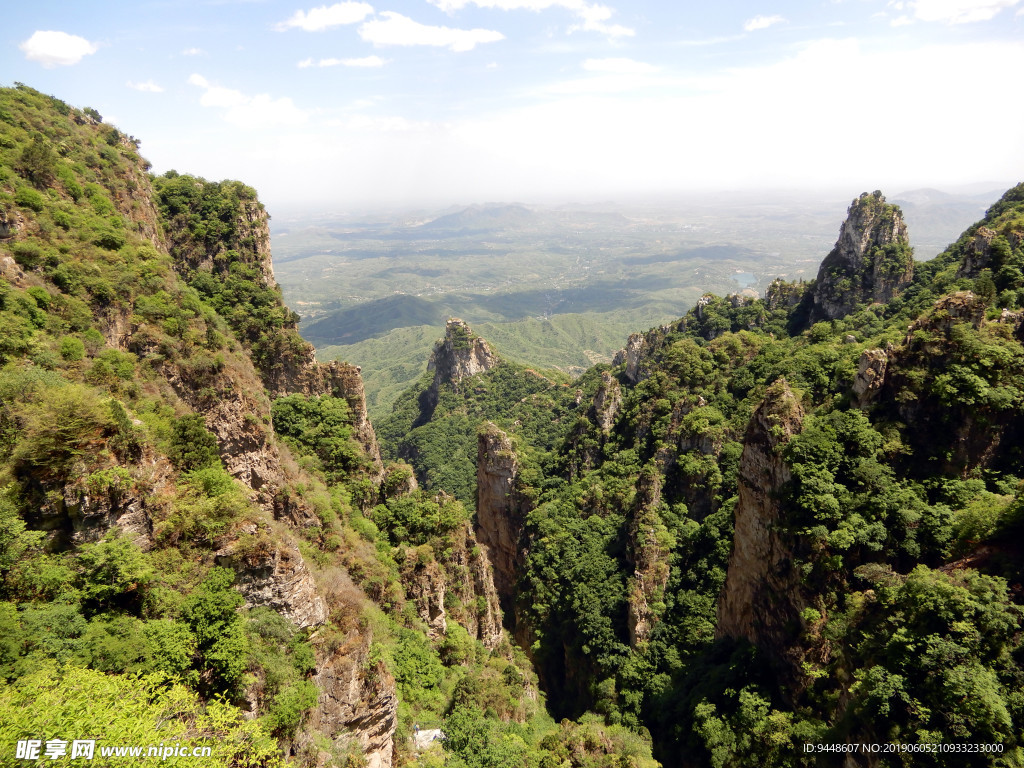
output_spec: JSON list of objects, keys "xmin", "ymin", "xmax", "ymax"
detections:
[{"xmin": 715, "ymin": 380, "xmax": 806, "ymax": 681}]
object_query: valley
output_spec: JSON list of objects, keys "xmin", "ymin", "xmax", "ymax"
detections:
[{"xmin": 272, "ymin": 190, "xmax": 1000, "ymax": 417}]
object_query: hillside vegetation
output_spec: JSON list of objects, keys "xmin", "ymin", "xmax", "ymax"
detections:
[
  {"xmin": 381, "ymin": 186, "xmax": 1024, "ymax": 767},
  {"xmin": 0, "ymin": 84, "xmax": 660, "ymax": 768},
  {"xmin": 4, "ymin": 81, "xmax": 1024, "ymax": 768}
]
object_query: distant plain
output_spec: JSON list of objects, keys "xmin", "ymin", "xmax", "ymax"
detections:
[{"xmin": 271, "ymin": 188, "xmax": 1002, "ymax": 418}]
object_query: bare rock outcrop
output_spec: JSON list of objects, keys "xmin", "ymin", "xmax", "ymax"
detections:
[
  {"xmin": 956, "ymin": 226, "xmax": 999, "ymax": 279},
  {"xmin": 810, "ymin": 191, "xmax": 913, "ymax": 322},
  {"xmin": 307, "ymin": 635, "xmax": 398, "ymax": 768},
  {"xmin": 589, "ymin": 371, "xmax": 622, "ymax": 434},
  {"xmin": 157, "ymin": 357, "xmax": 282, "ymax": 492},
  {"xmin": 402, "ymin": 554, "xmax": 448, "ymax": 641},
  {"xmin": 716, "ymin": 380, "xmax": 806, "ymax": 666},
  {"xmin": 216, "ymin": 536, "xmax": 327, "ymax": 629},
  {"xmin": 423, "ymin": 319, "xmax": 498, "ymax": 417},
  {"xmin": 613, "ymin": 332, "xmax": 648, "ymax": 385},
  {"xmin": 852, "ymin": 348, "xmax": 888, "ymax": 407},
  {"xmin": 475, "ymin": 423, "xmax": 531, "ymax": 607},
  {"xmin": 37, "ymin": 458, "xmax": 167, "ymax": 551},
  {"xmin": 626, "ymin": 470, "xmax": 672, "ymax": 647},
  {"xmin": 449, "ymin": 525, "xmax": 504, "ymax": 648}
]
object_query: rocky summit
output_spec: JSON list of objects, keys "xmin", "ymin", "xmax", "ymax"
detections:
[{"xmin": 810, "ymin": 190, "xmax": 914, "ymax": 322}]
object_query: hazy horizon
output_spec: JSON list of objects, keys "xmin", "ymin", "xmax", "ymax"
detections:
[{"xmin": 4, "ymin": 1, "xmax": 1022, "ymax": 211}]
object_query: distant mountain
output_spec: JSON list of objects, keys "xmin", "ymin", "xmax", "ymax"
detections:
[
  {"xmin": 301, "ymin": 293, "xmax": 444, "ymax": 345},
  {"xmin": 417, "ymin": 203, "xmax": 538, "ymax": 231},
  {"xmin": 893, "ymin": 186, "xmax": 1002, "ymax": 258}
]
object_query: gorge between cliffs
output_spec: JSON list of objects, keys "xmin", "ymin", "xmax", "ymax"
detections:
[{"xmin": 1, "ymin": 84, "xmax": 1024, "ymax": 768}]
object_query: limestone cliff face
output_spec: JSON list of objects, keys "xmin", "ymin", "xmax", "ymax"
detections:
[
  {"xmin": 589, "ymin": 371, "xmax": 622, "ymax": 434},
  {"xmin": 424, "ymin": 318, "xmax": 498, "ymax": 417},
  {"xmin": 625, "ymin": 471, "xmax": 672, "ymax": 647},
  {"xmin": 852, "ymin": 347, "xmax": 889, "ymax": 408},
  {"xmin": 956, "ymin": 226, "xmax": 1000, "ymax": 278},
  {"xmin": 215, "ymin": 534, "xmax": 328, "ymax": 629},
  {"xmin": 452, "ymin": 528, "xmax": 505, "ymax": 649},
  {"xmin": 402, "ymin": 523, "xmax": 504, "ymax": 648},
  {"xmin": 156, "ymin": 357, "xmax": 283, "ymax": 493},
  {"xmin": 34, "ymin": 447, "xmax": 172, "ymax": 551},
  {"xmin": 613, "ymin": 333, "xmax": 648, "ymax": 385},
  {"xmin": 307, "ymin": 634, "xmax": 398, "ymax": 768},
  {"xmin": 402, "ymin": 554, "xmax": 449, "ymax": 641},
  {"xmin": 810, "ymin": 191, "xmax": 913, "ymax": 322},
  {"xmin": 475, "ymin": 423, "xmax": 531, "ymax": 608},
  {"xmin": 278, "ymin": 358, "xmax": 383, "ymax": 472},
  {"xmin": 716, "ymin": 380, "xmax": 806, "ymax": 666}
]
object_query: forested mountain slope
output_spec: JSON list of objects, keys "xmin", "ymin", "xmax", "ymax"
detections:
[
  {"xmin": 0, "ymin": 84, "xmax": 664, "ymax": 768},
  {"xmin": 382, "ymin": 188, "xmax": 1024, "ymax": 767}
]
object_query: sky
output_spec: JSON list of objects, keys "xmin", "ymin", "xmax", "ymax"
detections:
[{"xmin": 3, "ymin": 0, "xmax": 1023, "ymax": 211}]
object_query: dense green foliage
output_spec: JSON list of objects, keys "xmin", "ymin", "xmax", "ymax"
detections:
[
  {"xmin": 7, "ymin": 81, "xmax": 1024, "ymax": 768},
  {"xmin": 152, "ymin": 172, "xmax": 311, "ymax": 382},
  {"xmin": 0, "ymin": 85, "xmax": 334, "ymax": 765},
  {"xmin": 377, "ymin": 360, "xmax": 578, "ymax": 505},
  {"xmin": 379, "ymin": 184, "xmax": 1024, "ymax": 766}
]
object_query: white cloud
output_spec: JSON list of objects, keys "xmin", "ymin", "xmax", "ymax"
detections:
[
  {"xmin": 583, "ymin": 57, "xmax": 658, "ymax": 74},
  {"xmin": 890, "ymin": 14, "xmax": 914, "ymax": 24},
  {"xmin": 568, "ymin": 3, "xmax": 633, "ymax": 37},
  {"xmin": 127, "ymin": 79, "xmax": 164, "ymax": 93},
  {"xmin": 20, "ymin": 30, "xmax": 98, "ymax": 68},
  {"xmin": 307, "ymin": 55, "xmax": 387, "ymax": 67},
  {"xmin": 276, "ymin": 2, "xmax": 374, "ymax": 31},
  {"xmin": 910, "ymin": 0, "xmax": 1020, "ymax": 22},
  {"xmin": 328, "ymin": 115, "xmax": 432, "ymax": 131},
  {"xmin": 427, "ymin": 0, "xmax": 633, "ymax": 38},
  {"xmin": 744, "ymin": 14, "xmax": 785, "ymax": 31},
  {"xmin": 359, "ymin": 12, "xmax": 504, "ymax": 51},
  {"xmin": 188, "ymin": 74, "xmax": 308, "ymax": 126},
  {"xmin": 181, "ymin": 47, "xmax": 205, "ymax": 56}
]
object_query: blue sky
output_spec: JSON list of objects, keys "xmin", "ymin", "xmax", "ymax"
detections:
[{"xmin": 3, "ymin": 0, "xmax": 1023, "ymax": 210}]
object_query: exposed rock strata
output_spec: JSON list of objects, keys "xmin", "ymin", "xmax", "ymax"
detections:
[
  {"xmin": 716, "ymin": 380, "xmax": 806, "ymax": 669},
  {"xmin": 424, "ymin": 318, "xmax": 498, "ymax": 417},
  {"xmin": 626, "ymin": 471, "xmax": 672, "ymax": 647},
  {"xmin": 589, "ymin": 371, "xmax": 622, "ymax": 434},
  {"xmin": 216, "ymin": 537, "xmax": 327, "ymax": 629},
  {"xmin": 401, "ymin": 524, "xmax": 504, "ymax": 648},
  {"xmin": 402, "ymin": 555, "xmax": 448, "ymax": 640},
  {"xmin": 956, "ymin": 226, "xmax": 998, "ymax": 278},
  {"xmin": 613, "ymin": 333, "xmax": 648, "ymax": 385},
  {"xmin": 475, "ymin": 423, "xmax": 531, "ymax": 608},
  {"xmin": 810, "ymin": 191, "xmax": 913, "ymax": 322},
  {"xmin": 307, "ymin": 635, "xmax": 398, "ymax": 768},
  {"xmin": 852, "ymin": 348, "xmax": 888, "ymax": 407}
]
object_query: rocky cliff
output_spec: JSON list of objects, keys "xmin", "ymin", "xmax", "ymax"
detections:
[
  {"xmin": 716, "ymin": 380, "xmax": 806, "ymax": 676},
  {"xmin": 402, "ymin": 522, "xmax": 504, "ymax": 648},
  {"xmin": 613, "ymin": 332, "xmax": 648, "ymax": 385},
  {"xmin": 306, "ymin": 634, "xmax": 398, "ymax": 768},
  {"xmin": 625, "ymin": 470, "xmax": 672, "ymax": 647},
  {"xmin": 810, "ymin": 191, "xmax": 913, "ymax": 322},
  {"xmin": 423, "ymin": 318, "xmax": 499, "ymax": 418},
  {"xmin": 475, "ymin": 422, "xmax": 531, "ymax": 609}
]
